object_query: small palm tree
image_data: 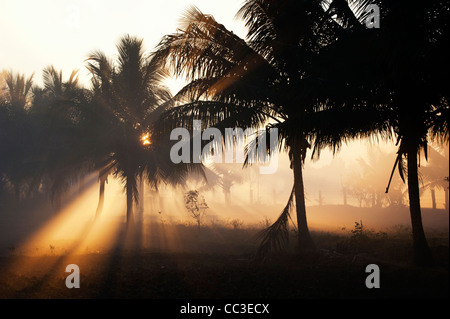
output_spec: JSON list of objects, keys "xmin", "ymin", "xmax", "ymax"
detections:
[{"xmin": 420, "ymin": 146, "xmax": 449, "ymax": 210}]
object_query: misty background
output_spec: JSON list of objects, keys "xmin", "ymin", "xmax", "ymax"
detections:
[{"xmin": 0, "ymin": 137, "xmax": 447, "ymax": 255}]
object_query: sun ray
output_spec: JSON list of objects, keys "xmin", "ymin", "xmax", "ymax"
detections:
[{"xmin": 4, "ymin": 174, "xmax": 128, "ymax": 293}]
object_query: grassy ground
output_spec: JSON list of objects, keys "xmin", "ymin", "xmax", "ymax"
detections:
[{"xmin": 0, "ymin": 223, "xmax": 448, "ymax": 299}]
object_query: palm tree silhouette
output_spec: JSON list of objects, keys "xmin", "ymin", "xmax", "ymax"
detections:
[
  {"xmin": 0, "ymin": 68, "xmax": 93, "ymax": 205},
  {"xmin": 30, "ymin": 66, "xmax": 93, "ymax": 204},
  {"xmin": 153, "ymin": 1, "xmax": 390, "ymax": 252},
  {"xmin": 346, "ymin": 147, "xmax": 406, "ymax": 208},
  {"xmin": 420, "ymin": 145, "xmax": 449, "ymax": 210},
  {"xmin": 153, "ymin": 2, "xmax": 348, "ymax": 251},
  {"xmin": 0, "ymin": 71, "xmax": 35, "ymax": 202},
  {"xmin": 3, "ymin": 71, "xmax": 33, "ymax": 109},
  {"xmin": 86, "ymin": 34, "xmax": 184, "ymax": 227},
  {"xmin": 326, "ymin": 0, "xmax": 449, "ymax": 265}
]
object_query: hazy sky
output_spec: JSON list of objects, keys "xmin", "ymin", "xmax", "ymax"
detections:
[
  {"xmin": 0, "ymin": 0, "xmax": 394, "ymax": 157},
  {"xmin": 0, "ymin": 0, "xmax": 247, "ymax": 87}
]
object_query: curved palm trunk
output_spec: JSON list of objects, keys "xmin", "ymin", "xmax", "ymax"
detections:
[
  {"xmin": 292, "ymin": 143, "xmax": 315, "ymax": 252},
  {"xmin": 407, "ymin": 146, "xmax": 434, "ymax": 266}
]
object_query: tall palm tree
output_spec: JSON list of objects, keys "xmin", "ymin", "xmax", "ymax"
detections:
[
  {"xmin": 321, "ymin": 0, "xmax": 449, "ymax": 265},
  {"xmin": 86, "ymin": 34, "xmax": 187, "ymax": 227},
  {"xmin": 153, "ymin": 2, "xmax": 363, "ymax": 252}
]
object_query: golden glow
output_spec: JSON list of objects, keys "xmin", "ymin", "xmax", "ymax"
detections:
[
  {"xmin": 3, "ymin": 175, "xmax": 128, "ymax": 296},
  {"xmin": 141, "ymin": 133, "xmax": 151, "ymax": 146},
  {"xmin": 14, "ymin": 175, "xmax": 123, "ymax": 255}
]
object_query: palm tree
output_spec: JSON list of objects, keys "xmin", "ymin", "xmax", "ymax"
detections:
[
  {"xmin": 94, "ymin": 165, "xmax": 111, "ymax": 219},
  {"xmin": 322, "ymin": 0, "xmax": 450, "ymax": 265},
  {"xmin": 154, "ymin": 0, "xmax": 448, "ymax": 262},
  {"xmin": 30, "ymin": 66, "xmax": 94, "ymax": 204},
  {"xmin": 86, "ymin": 34, "xmax": 187, "ymax": 227},
  {"xmin": 420, "ymin": 145, "xmax": 449, "ymax": 210},
  {"xmin": 0, "ymin": 71, "xmax": 35, "ymax": 202},
  {"xmin": 153, "ymin": 2, "xmax": 361, "ymax": 252},
  {"xmin": 346, "ymin": 147, "xmax": 407, "ymax": 208}
]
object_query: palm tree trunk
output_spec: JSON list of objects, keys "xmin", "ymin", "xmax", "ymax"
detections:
[
  {"xmin": 407, "ymin": 146, "xmax": 434, "ymax": 266},
  {"xmin": 224, "ymin": 188, "xmax": 231, "ymax": 204},
  {"xmin": 445, "ymin": 188, "xmax": 449, "ymax": 211},
  {"xmin": 126, "ymin": 179, "xmax": 134, "ymax": 227},
  {"xmin": 95, "ymin": 177, "xmax": 106, "ymax": 219},
  {"xmin": 292, "ymin": 143, "xmax": 315, "ymax": 252},
  {"xmin": 137, "ymin": 176, "xmax": 144, "ymax": 223},
  {"xmin": 430, "ymin": 189, "xmax": 436, "ymax": 210}
]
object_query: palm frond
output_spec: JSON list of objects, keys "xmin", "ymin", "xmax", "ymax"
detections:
[
  {"xmin": 326, "ymin": 0, "xmax": 371, "ymax": 29},
  {"xmin": 307, "ymin": 103, "xmax": 393, "ymax": 159},
  {"xmin": 155, "ymin": 99, "xmax": 269, "ymax": 138},
  {"xmin": 67, "ymin": 69, "xmax": 80, "ymax": 88},
  {"xmin": 255, "ymin": 185, "xmax": 295, "ymax": 260},
  {"xmin": 243, "ymin": 124, "xmax": 282, "ymax": 168},
  {"xmin": 5, "ymin": 71, "xmax": 34, "ymax": 109},
  {"xmin": 42, "ymin": 65, "xmax": 63, "ymax": 97},
  {"xmin": 428, "ymin": 102, "xmax": 449, "ymax": 145},
  {"xmin": 86, "ymin": 51, "xmax": 112, "ymax": 76},
  {"xmin": 154, "ymin": 5, "xmax": 273, "ymax": 89}
]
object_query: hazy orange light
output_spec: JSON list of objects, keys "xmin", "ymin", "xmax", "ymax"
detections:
[{"xmin": 12, "ymin": 174, "xmax": 126, "ymax": 257}]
